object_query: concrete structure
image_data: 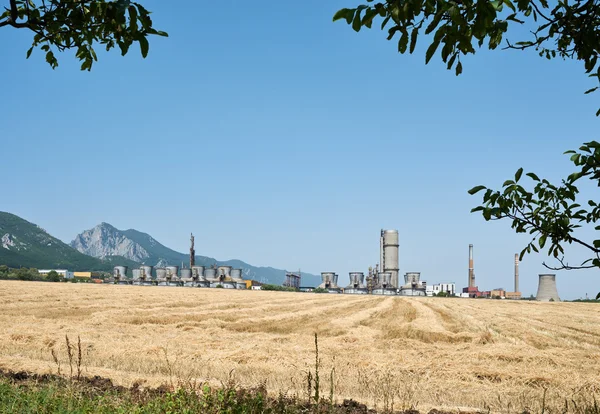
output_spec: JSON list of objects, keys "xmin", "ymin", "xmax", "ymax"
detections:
[
  {"xmin": 284, "ymin": 272, "xmax": 301, "ymax": 289},
  {"xmin": 345, "ymin": 272, "xmax": 368, "ymax": 294},
  {"xmin": 373, "ymin": 271, "xmax": 397, "ymax": 295},
  {"xmin": 318, "ymin": 272, "xmax": 339, "ymax": 289},
  {"xmin": 505, "ymin": 292, "xmax": 522, "ymax": 300},
  {"xmin": 380, "ymin": 230, "xmax": 400, "ymax": 288},
  {"xmin": 141, "ymin": 265, "xmax": 153, "ymax": 281},
  {"xmin": 468, "ymin": 244, "xmax": 475, "ymax": 288},
  {"xmin": 73, "ymin": 272, "xmax": 92, "ymax": 279},
  {"xmin": 398, "ymin": 272, "xmax": 426, "ymax": 296},
  {"xmin": 113, "ymin": 266, "xmax": 128, "ymax": 283},
  {"xmin": 536, "ymin": 274, "xmax": 560, "ymax": 301}
]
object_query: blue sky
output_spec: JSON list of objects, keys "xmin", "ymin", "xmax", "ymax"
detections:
[{"xmin": 1, "ymin": 0, "xmax": 598, "ymax": 298}]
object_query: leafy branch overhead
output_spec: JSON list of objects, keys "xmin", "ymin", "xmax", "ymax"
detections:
[
  {"xmin": 0, "ymin": 0, "xmax": 167, "ymax": 70},
  {"xmin": 468, "ymin": 141, "xmax": 600, "ymax": 271},
  {"xmin": 333, "ymin": 0, "xmax": 600, "ymax": 115}
]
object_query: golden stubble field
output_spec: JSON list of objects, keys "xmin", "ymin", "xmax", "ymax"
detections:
[{"xmin": 0, "ymin": 280, "xmax": 599, "ymax": 412}]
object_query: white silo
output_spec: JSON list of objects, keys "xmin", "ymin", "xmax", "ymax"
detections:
[{"xmin": 381, "ymin": 230, "xmax": 399, "ymax": 288}]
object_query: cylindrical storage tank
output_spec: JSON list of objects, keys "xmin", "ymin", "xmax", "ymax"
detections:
[
  {"xmin": 383, "ymin": 230, "xmax": 399, "ymax": 287},
  {"xmin": 231, "ymin": 268, "xmax": 243, "ymax": 280},
  {"xmin": 113, "ymin": 266, "xmax": 127, "ymax": 279},
  {"xmin": 404, "ymin": 272, "xmax": 421, "ymax": 285},
  {"xmin": 141, "ymin": 265, "xmax": 153, "ymax": 280},
  {"xmin": 132, "ymin": 269, "xmax": 142, "ymax": 280},
  {"xmin": 333, "ymin": 274, "xmax": 339, "ymax": 286},
  {"xmin": 536, "ymin": 274, "xmax": 560, "ymax": 301},
  {"xmin": 181, "ymin": 268, "xmax": 192, "ymax": 279},
  {"xmin": 217, "ymin": 266, "xmax": 232, "ymax": 278},
  {"xmin": 192, "ymin": 266, "xmax": 205, "ymax": 279},
  {"xmin": 205, "ymin": 268, "xmax": 217, "ymax": 280},
  {"xmin": 166, "ymin": 266, "xmax": 179, "ymax": 278},
  {"xmin": 156, "ymin": 268, "xmax": 167, "ymax": 279}
]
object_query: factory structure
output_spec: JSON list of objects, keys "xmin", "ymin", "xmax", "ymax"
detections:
[
  {"xmin": 105, "ymin": 229, "xmax": 560, "ymax": 301},
  {"xmin": 110, "ymin": 233, "xmax": 247, "ymax": 289},
  {"xmin": 314, "ymin": 229, "xmax": 431, "ymax": 296}
]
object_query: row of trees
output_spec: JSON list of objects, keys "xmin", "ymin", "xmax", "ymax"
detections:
[{"xmin": 0, "ymin": 266, "xmax": 60, "ymax": 282}]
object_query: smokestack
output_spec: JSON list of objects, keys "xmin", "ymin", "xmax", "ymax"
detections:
[
  {"xmin": 190, "ymin": 233, "xmax": 195, "ymax": 268},
  {"xmin": 468, "ymin": 244, "xmax": 475, "ymax": 288},
  {"xmin": 514, "ymin": 253, "xmax": 519, "ymax": 293},
  {"xmin": 536, "ymin": 274, "xmax": 560, "ymax": 301}
]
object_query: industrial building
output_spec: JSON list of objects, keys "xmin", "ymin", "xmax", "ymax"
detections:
[
  {"xmin": 284, "ymin": 272, "xmax": 301, "ymax": 289},
  {"xmin": 39, "ymin": 269, "xmax": 74, "ymax": 279},
  {"xmin": 110, "ymin": 233, "xmax": 247, "ymax": 289},
  {"xmin": 426, "ymin": 283, "xmax": 456, "ymax": 296}
]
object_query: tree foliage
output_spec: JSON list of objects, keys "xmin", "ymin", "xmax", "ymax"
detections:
[
  {"xmin": 334, "ymin": 0, "xmax": 600, "ymax": 115},
  {"xmin": 0, "ymin": 0, "xmax": 167, "ymax": 70},
  {"xmin": 469, "ymin": 141, "xmax": 600, "ymax": 271}
]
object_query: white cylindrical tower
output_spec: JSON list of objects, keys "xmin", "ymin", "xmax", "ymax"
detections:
[{"xmin": 382, "ymin": 230, "xmax": 399, "ymax": 288}]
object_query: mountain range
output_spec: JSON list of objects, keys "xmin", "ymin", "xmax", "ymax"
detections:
[{"xmin": 0, "ymin": 212, "xmax": 320, "ymax": 285}]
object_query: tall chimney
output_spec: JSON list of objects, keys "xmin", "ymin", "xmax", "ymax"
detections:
[
  {"xmin": 514, "ymin": 253, "xmax": 519, "ymax": 293},
  {"xmin": 190, "ymin": 233, "xmax": 195, "ymax": 268},
  {"xmin": 468, "ymin": 244, "xmax": 475, "ymax": 288}
]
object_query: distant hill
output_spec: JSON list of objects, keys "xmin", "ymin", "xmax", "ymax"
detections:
[
  {"xmin": 71, "ymin": 223, "xmax": 321, "ymax": 285},
  {"xmin": 0, "ymin": 212, "xmax": 128, "ymax": 272}
]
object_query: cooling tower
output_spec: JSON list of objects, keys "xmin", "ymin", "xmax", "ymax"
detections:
[
  {"xmin": 230, "ymin": 268, "xmax": 243, "ymax": 281},
  {"xmin": 156, "ymin": 268, "xmax": 167, "ymax": 280},
  {"xmin": 141, "ymin": 265, "xmax": 153, "ymax": 280},
  {"xmin": 166, "ymin": 266, "xmax": 179, "ymax": 279},
  {"xmin": 192, "ymin": 266, "xmax": 205, "ymax": 280},
  {"xmin": 319, "ymin": 272, "xmax": 338, "ymax": 289},
  {"xmin": 381, "ymin": 230, "xmax": 399, "ymax": 288},
  {"xmin": 132, "ymin": 269, "xmax": 142, "ymax": 280},
  {"xmin": 113, "ymin": 266, "xmax": 127, "ymax": 279},
  {"xmin": 180, "ymin": 268, "xmax": 192, "ymax": 279},
  {"xmin": 536, "ymin": 274, "xmax": 560, "ymax": 301}
]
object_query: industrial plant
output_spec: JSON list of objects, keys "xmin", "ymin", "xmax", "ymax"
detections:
[
  {"xmin": 110, "ymin": 234, "xmax": 248, "ymax": 289},
  {"xmin": 316, "ymin": 229, "xmax": 428, "ymax": 296},
  {"xmin": 107, "ymin": 229, "xmax": 558, "ymax": 301}
]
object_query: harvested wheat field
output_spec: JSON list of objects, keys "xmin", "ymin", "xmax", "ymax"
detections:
[{"xmin": 0, "ymin": 281, "xmax": 599, "ymax": 413}]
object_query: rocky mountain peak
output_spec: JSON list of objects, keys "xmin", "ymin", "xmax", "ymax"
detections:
[{"xmin": 70, "ymin": 223, "xmax": 150, "ymax": 263}]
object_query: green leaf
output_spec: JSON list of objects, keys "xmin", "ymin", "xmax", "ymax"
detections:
[
  {"xmin": 425, "ymin": 38, "xmax": 441, "ymax": 64},
  {"xmin": 526, "ymin": 172, "xmax": 540, "ymax": 181},
  {"xmin": 584, "ymin": 87, "xmax": 599, "ymax": 94},
  {"xmin": 26, "ymin": 47, "xmax": 33, "ymax": 59},
  {"xmin": 352, "ymin": 10, "xmax": 362, "ymax": 32},
  {"xmin": 333, "ymin": 8, "xmax": 353, "ymax": 22},
  {"xmin": 455, "ymin": 61, "xmax": 462, "ymax": 75},
  {"xmin": 138, "ymin": 36, "xmax": 149, "ymax": 58},
  {"xmin": 515, "ymin": 167, "xmax": 523, "ymax": 182},
  {"xmin": 468, "ymin": 185, "xmax": 487, "ymax": 195},
  {"xmin": 539, "ymin": 234, "xmax": 547, "ymax": 248},
  {"xmin": 398, "ymin": 31, "xmax": 408, "ymax": 53},
  {"xmin": 502, "ymin": 180, "xmax": 515, "ymax": 186},
  {"xmin": 409, "ymin": 28, "xmax": 418, "ymax": 54}
]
